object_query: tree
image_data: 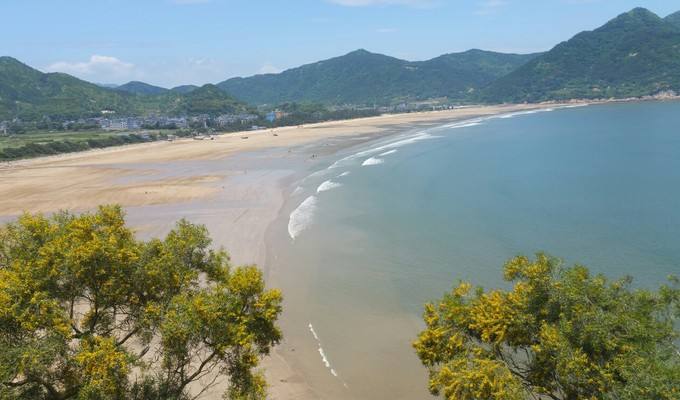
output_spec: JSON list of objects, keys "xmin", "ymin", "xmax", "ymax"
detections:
[
  {"xmin": 0, "ymin": 205, "xmax": 282, "ymax": 400},
  {"xmin": 414, "ymin": 253, "xmax": 680, "ymax": 400}
]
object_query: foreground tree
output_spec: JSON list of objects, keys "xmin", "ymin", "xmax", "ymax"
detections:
[
  {"xmin": 414, "ymin": 253, "xmax": 680, "ymax": 400},
  {"xmin": 0, "ymin": 205, "xmax": 282, "ymax": 400}
]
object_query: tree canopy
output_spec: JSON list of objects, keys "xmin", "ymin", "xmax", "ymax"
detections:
[
  {"xmin": 414, "ymin": 253, "xmax": 680, "ymax": 400},
  {"xmin": 0, "ymin": 205, "xmax": 282, "ymax": 400}
]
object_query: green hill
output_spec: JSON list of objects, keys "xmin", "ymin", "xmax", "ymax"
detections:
[
  {"xmin": 665, "ymin": 11, "xmax": 680, "ymax": 28},
  {"xmin": 0, "ymin": 57, "xmax": 136, "ymax": 120},
  {"xmin": 174, "ymin": 84, "xmax": 250, "ymax": 115},
  {"xmin": 116, "ymin": 81, "xmax": 169, "ymax": 95},
  {"xmin": 170, "ymin": 85, "xmax": 199, "ymax": 94},
  {"xmin": 217, "ymin": 49, "xmax": 538, "ymax": 106},
  {"xmin": 0, "ymin": 58, "xmax": 250, "ymax": 120},
  {"xmin": 480, "ymin": 8, "xmax": 680, "ymax": 102}
]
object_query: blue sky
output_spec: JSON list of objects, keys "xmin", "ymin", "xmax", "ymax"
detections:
[{"xmin": 1, "ymin": 0, "xmax": 678, "ymax": 87}]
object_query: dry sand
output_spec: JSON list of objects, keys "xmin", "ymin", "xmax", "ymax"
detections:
[{"xmin": 0, "ymin": 104, "xmax": 558, "ymax": 399}]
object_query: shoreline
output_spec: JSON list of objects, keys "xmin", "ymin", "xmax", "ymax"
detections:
[{"xmin": 0, "ymin": 102, "xmax": 576, "ymax": 400}]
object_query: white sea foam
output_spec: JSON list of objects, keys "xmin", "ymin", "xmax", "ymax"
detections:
[
  {"xmin": 309, "ymin": 323, "xmax": 346, "ymax": 384},
  {"xmin": 379, "ymin": 149, "xmax": 397, "ymax": 156},
  {"xmin": 291, "ymin": 186, "xmax": 304, "ymax": 196},
  {"xmin": 308, "ymin": 323, "xmax": 319, "ymax": 341},
  {"xmin": 362, "ymin": 157, "xmax": 384, "ymax": 166},
  {"xmin": 561, "ymin": 103, "xmax": 589, "ymax": 108},
  {"xmin": 339, "ymin": 171, "xmax": 351, "ymax": 177},
  {"xmin": 317, "ymin": 180, "xmax": 342, "ymax": 193},
  {"xmin": 351, "ymin": 131, "xmax": 437, "ymax": 160},
  {"xmin": 328, "ymin": 154, "xmax": 357, "ymax": 169},
  {"xmin": 498, "ymin": 108, "xmax": 555, "ymax": 119},
  {"xmin": 442, "ymin": 120, "xmax": 484, "ymax": 128},
  {"xmin": 318, "ymin": 347, "xmax": 331, "ymax": 368},
  {"xmin": 288, "ymin": 196, "xmax": 317, "ymax": 240}
]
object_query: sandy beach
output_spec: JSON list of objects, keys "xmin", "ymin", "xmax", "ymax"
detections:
[{"xmin": 0, "ymin": 104, "xmax": 558, "ymax": 399}]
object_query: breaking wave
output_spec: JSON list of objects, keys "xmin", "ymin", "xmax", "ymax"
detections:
[
  {"xmin": 362, "ymin": 157, "xmax": 384, "ymax": 166},
  {"xmin": 288, "ymin": 196, "xmax": 318, "ymax": 240},
  {"xmin": 317, "ymin": 180, "xmax": 342, "ymax": 193}
]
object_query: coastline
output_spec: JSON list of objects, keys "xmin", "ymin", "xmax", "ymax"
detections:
[{"xmin": 0, "ymin": 103, "xmax": 570, "ymax": 399}]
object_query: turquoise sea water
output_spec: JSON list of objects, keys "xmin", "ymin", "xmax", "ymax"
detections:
[{"xmin": 270, "ymin": 101, "xmax": 680, "ymax": 399}]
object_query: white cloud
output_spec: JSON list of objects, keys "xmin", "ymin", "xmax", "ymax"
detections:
[
  {"xmin": 45, "ymin": 55, "xmax": 137, "ymax": 81},
  {"xmin": 259, "ymin": 64, "xmax": 282, "ymax": 74},
  {"xmin": 328, "ymin": 0, "xmax": 434, "ymax": 7},
  {"xmin": 475, "ymin": 0, "xmax": 508, "ymax": 15}
]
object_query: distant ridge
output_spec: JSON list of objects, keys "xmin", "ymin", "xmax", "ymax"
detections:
[
  {"xmin": 0, "ymin": 57, "xmax": 251, "ymax": 120},
  {"xmin": 0, "ymin": 56, "xmax": 136, "ymax": 120},
  {"xmin": 480, "ymin": 7, "xmax": 680, "ymax": 102},
  {"xmin": 170, "ymin": 85, "xmax": 199, "ymax": 94},
  {"xmin": 116, "ymin": 81, "xmax": 168, "ymax": 95},
  {"xmin": 665, "ymin": 10, "xmax": 680, "ymax": 28},
  {"xmin": 217, "ymin": 49, "xmax": 539, "ymax": 105}
]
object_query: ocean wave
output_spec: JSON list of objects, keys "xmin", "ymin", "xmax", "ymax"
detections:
[
  {"xmin": 498, "ymin": 108, "xmax": 555, "ymax": 119},
  {"xmin": 441, "ymin": 120, "xmax": 484, "ymax": 129},
  {"xmin": 309, "ymin": 323, "xmax": 347, "ymax": 385},
  {"xmin": 379, "ymin": 149, "xmax": 398, "ymax": 156},
  {"xmin": 327, "ymin": 131, "xmax": 437, "ymax": 171},
  {"xmin": 308, "ymin": 323, "xmax": 320, "ymax": 341},
  {"xmin": 327, "ymin": 154, "xmax": 357, "ymax": 170},
  {"xmin": 291, "ymin": 186, "xmax": 304, "ymax": 197},
  {"xmin": 317, "ymin": 180, "xmax": 342, "ymax": 193},
  {"xmin": 318, "ymin": 347, "xmax": 331, "ymax": 368},
  {"xmin": 288, "ymin": 196, "xmax": 318, "ymax": 240},
  {"xmin": 362, "ymin": 157, "xmax": 384, "ymax": 166},
  {"xmin": 339, "ymin": 171, "xmax": 351, "ymax": 177},
  {"xmin": 355, "ymin": 131, "xmax": 436, "ymax": 157},
  {"xmin": 561, "ymin": 103, "xmax": 589, "ymax": 108}
]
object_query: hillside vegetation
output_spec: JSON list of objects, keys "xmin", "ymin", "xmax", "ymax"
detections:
[
  {"xmin": 217, "ymin": 49, "xmax": 538, "ymax": 105},
  {"xmin": 480, "ymin": 8, "xmax": 680, "ymax": 102}
]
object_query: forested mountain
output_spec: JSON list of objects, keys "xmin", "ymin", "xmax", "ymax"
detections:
[
  {"xmin": 0, "ymin": 57, "xmax": 136, "ymax": 120},
  {"xmin": 664, "ymin": 11, "xmax": 680, "ymax": 28},
  {"xmin": 116, "ymin": 81, "xmax": 169, "ymax": 95},
  {"xmin": 170, "ymin": 85, "xmax": 199, "ymax": 94},
  {"xmin": 0, "ymin": 58, "xmax": 250, "ymax": 120},
  {"xmin": 174, "ymin": 84, "xmax": 250, "ymax": 115},
  {"xmin": 217, "ymin": 49, "xmax": 539, "ymax": 105},
  {"xmin": 480, "ymin": 8, "xmax": 680, "ymax": 102}
]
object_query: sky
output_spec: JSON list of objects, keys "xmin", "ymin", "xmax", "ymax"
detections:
[{"xmin": 1, "ymin": 0, "xmax": 678, "ymax": 88}]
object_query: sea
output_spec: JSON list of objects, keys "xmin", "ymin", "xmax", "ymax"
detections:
[{"xmin": 267, "ymin": 101, "xmax": 680, "ymax": 399}]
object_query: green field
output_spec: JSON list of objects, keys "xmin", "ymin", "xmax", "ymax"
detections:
[
  {"xmin": 0, "ymin": 129, "xmax": 184, "ymax": 161},
  {"xmin": 0, "ymin": 130, "xmax": 127, "ymax": 151}
]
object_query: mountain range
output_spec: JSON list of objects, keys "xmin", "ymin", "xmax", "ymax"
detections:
[
  {"xmin": 0, "ymin": 58, "xmax": 251, "ymax": 120},
  {"xmin": 216, "ymin": 49, "xmax": 539, "ymax": 105},
  {"xmin": 0, "ymin": 7, "xmax": 678, "ymax": 121},
  {"xmin": 481, "ymin": 8, "xmax": 680, "ymax": 102}
]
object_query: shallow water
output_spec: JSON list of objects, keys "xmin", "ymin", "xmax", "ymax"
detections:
[{"xmin": 270, "ymin": 101, "xmax": 680, "ymax": 399}]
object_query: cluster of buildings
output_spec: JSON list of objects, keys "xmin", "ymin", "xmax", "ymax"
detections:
[
  {"xmin": 213, "ymin": 113, "xmax": 259, "ymax": 127},
  {"xmin": 98, "ymin": 116, "xmax": 186, "ymax": 130},
  {"xmin": 265, "ymin": 110, "xmax": 288, "ymax": 123},
  {"xmin": 376, "ymin": 100, "xmax": 457, "ymax": 113},
  {"xmin": 47, "ymin": 113, "xmax": 263, "ymax": 131}
]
